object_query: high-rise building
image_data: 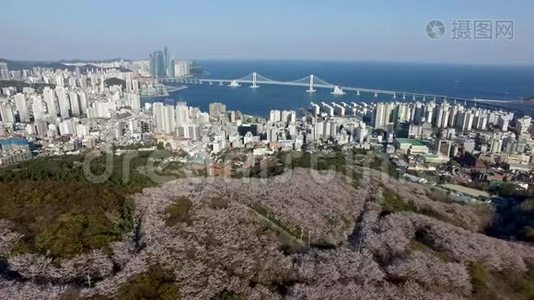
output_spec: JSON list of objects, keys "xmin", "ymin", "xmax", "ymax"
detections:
[
  {"xmin": 186, "ymin": 124, "xmax": 200, "ymax": 140},
  {"xmin": 149, "ymin": 50, "xmax": 165, "ymax": 78},
  {"xmin": 31, "ymin": 96, "xmax": 46, "ymax": 120},
  {"xmin": 473, "ymin": 111, "xmax": 488, "ymax": 131},
  {"xmin": 396, "ymin": 103, "xmax": 411, "ymax": 123},
  {"xmin": 267, "ymin": 127, "xmax": 279, "ymax": 142},
  {"xmin": 132, "ymin": 60, "xmax": 151, "ymax": 77},
  {"xmin": 153, "ymin": 102, "xmax": 176, "ymax": 134},
  {"xmin": 281, "ymin": 110, "xmax": 296, "ymax": 124},
  {"xmin": 209, "ymin": 102, "xmax": 226, "ymax": 119},
  {"xmin": 0, "ymin": 103, "xmax": 14, "ymax": 124},
  {"xmin": 517, "ymin": 116, "xmax": 532, "ymax": 135},
  {"xmin": 164, "ymin": 46, "xmax": 175, "ymax": 78},
  {"xmin": 269, "ymin": 110, "xmax": 281, "ymax": 123},
  {"xmin": 448, "ymin": 102, "xmax": 459, "ymax": 126},
  {"xmin": 373, "ymin": 103, "xmax": 386, "ymax": 129},
  {"xmin": 69, "ymin": 92, "xmax": 80, "ymax": 116},
  {"xmin": 425, "ymin": 101, "xmax": 435, "ymax": 124},
  {"xmin": 497, "ymin": 115, "xmax": 510, "ymax": 131},
  {"xmin": 175, "ymin": 102, "xmax": 190, "ymax": 125},
  {"xmin": 412, "ymin": 102, "xmax": 425, "ymax": 124},
  {"xmin": 149, "ymin": 46, "xmax": 175, "ymax": 78},
  {"xmin": 174, "ymin": 60, "xmax": 190, "ymax": 77},
  {"xmin": 310, "ymin": 102, "xmax": 320, "ymax": 116},
  {"xmin": 0, "ymin": 62, "xmax": 9, "ymax": 80},
  {"xmin": 55, "ymin": 74, "xmax": 65, "ymax": 86},
  {"xmin": 43, "ymin": 87, "xmax": 57, "ymax": 117},
  {"xmin": 163, "ymin": 47, "xmax": 170, "ymax": 76},
  {"xmin": 164, "ymin": 105, "xmax": 176, "ymax": 134},
  {"xmin": 490, "ymin": 138, "xmax": 503, "ymax": 154},
  {"xmin": 152, "ymin": 102, "xmax": 164, "ymax": 133},
  {"xmin": 321, "ymin": 103, "xmax": 334, "ymax": 117},
  {"xmin": 127, "ymin": 93, "xmax": 141, "ymax": 112},
  {"xmin": 408, "ymin": 124, "xmax": 423, "ymax": 138},
  {"xmin": 373, "ymin": 102, "xmax": 395, "ymax": 129},
  {"xmin": 314, "ymin": 121, "xmax": 325, "ymax": 140},
  {"xmin": 58, "ymin": 119, "xmax": 76, "ymax": 136},
  {"xmin": 34, "ymin": 119, "xmax": 48, "ymax": 137},
  {"xmin": 435, "ymin": 101, "xmax": 450, "ymax": 128},
  {"xmin": 78, "ymin": 91, "xmax": 88, "ymax": 115},
  {"xmin": 331, "ymin": 103, "xmax": 345, "ymax": 116},
  {"xmin": 353, "ymin": 123, "xmax": 367, "ymax": 144},
  {"xmin": 55, "ymin": 86, "xmax": 70, "ymax": 119},
  {"xmin": 87, "ymin": 101, "xmax": 112, "ymax": 119},
  {"xmin": 15, "ymin": 93, "xmax": 30, "ymax": 123},
  {"xmin": 455, "ymin": 110, "xmax": 474, "ymax": 132}
]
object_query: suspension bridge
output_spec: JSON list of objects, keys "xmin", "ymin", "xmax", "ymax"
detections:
[{"xmin": 159, "ymin": 72, "xmax": 510, "ymax": 104}]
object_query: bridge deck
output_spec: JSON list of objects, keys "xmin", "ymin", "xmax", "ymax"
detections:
[{"xmin": 159, "ymin": 77, "xmax": 511, "ymax": 104}]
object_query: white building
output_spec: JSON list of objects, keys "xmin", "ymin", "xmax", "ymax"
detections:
[
  {"xmin": 78, "ymin": 91, "xmax": 88, "ymax": 115},
  {"xmin": 173, "ymin": 60, "xmax": 191, "ymax": 77},
  {"xmin": 31, "ymin": 95, "xmax": 46, "ymax": 120},
  {"xmin": 0, "ymin": 103, "xmax": 14, "ymax": 124},
  {"xmin": 43, "ymin": 87, "xmax": 57, "ymax": 117},
  {"xmin": 269, "ymin": 110, "xmax": 281, "ymax": 123},
  {"xmin": 282, "ymin": 110, "xmax": 296, "ymax": 124},
  {"xmin": 69, "ymin": 92, "xmax": 80, "ymax": 116},
  {"xmin": 497, "ymin": 115, "xmax": 510, "ymax": 132},
  {"xmin": 55, "ymin": 86, "xmax": 70, "ymax": 119},
  {"xmin": 517, "ymin": 116, "xmax": 532, "ymax": 135},
  {"xmin": 175, "ymin": 102, "xmax": 190, "ymax": 126},
  {"xmin": 15, "ymin": 93, "xmax": 30, "ymax": 122}
]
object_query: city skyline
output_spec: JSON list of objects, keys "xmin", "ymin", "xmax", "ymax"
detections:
[
  {"xmin": 3, "ymin": 2, "xmax": 534, "ymax": 299},
  {"xmin": 2, "ymin": 0, "xmax": 534, "ymax": 65}
]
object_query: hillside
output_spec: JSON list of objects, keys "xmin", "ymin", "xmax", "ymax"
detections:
[
  {"xmin": 1, "ymin": 166, "xmax": 533, "ymax": 299},
  {"xmin": 521, "ymin": 97, "xmax": 534, "ymax": 104},
  {"xmin": 0, "ymin": 59, "xmax": 131, "ymax": 73}
]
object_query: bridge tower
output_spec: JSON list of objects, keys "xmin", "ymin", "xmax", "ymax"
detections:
[
  {"xmin": 412, "ymin": 94, "xmax": 416, "ymax": 101},
  {"xmin": 250, "ymin": 72, "xmax": 260, "ymax": 88},
  {"xmin": 374, "ymin": 92, "xmax": 378, "ymax": 98},
  {"xmin": 229, "ymin": 80, "xmax": 241, "ymax": 87},
  {"xmin": 306, "ymin": 74, "xmax": 316, "ymax": 93},
  {"xmin": 356, "ymin": 90, "xmax": 360, "ymax": 96},
  {"xmin": 393, "ymin": 93, "xmax": 397, "ymax": 99},
  {"xmin": 331, "ymin": 86, "xmax": 345, "ymax": 95},
  {"xmin": 402, "ymin": 92, "xmax": 406, "ymax": 100}
]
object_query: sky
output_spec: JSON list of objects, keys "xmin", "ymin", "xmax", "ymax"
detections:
[{"xmin": 1, "ymin": 0, "xmax": 533, "ymax": 65}]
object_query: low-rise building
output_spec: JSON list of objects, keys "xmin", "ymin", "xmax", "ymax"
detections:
[{"xmin": 395, "ymin": 138, "xmax": 430, "ymax": 155}]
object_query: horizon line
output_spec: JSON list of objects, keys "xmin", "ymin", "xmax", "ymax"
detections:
[{"xmin": 2, "ymin": 57, "xmax": 534, "ymax": 68}]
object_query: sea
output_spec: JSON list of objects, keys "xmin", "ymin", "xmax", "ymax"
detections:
[{"xmin": 143, "ymin": 60, "xmax": 534, "ymax": 117}]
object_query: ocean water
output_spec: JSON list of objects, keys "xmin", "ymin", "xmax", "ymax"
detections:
[{"xmin": 144, "ymin": 60, "xmax": 534, "ymax": 117}]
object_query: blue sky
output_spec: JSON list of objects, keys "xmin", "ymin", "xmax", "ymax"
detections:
[{"xmin": 2, "ymin": 0, "xmax": 533, "ymax": 64}]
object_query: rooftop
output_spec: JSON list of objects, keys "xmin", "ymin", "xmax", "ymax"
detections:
[
  {"xmin": 395, "ymin": 138, "xmax": 426, "ymax": 146},
  {"xmin": 440, "ymin": 183, "xmax": 491, "ymax": 198}
]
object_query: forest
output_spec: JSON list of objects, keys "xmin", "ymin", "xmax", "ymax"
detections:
[
  {"xmin": 0, "ymin": 150, "xmax": 185, "ymax": 260},
  {"xmin": 0, "ymin": 149, "xmax": 534, "ymax": 299}
]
